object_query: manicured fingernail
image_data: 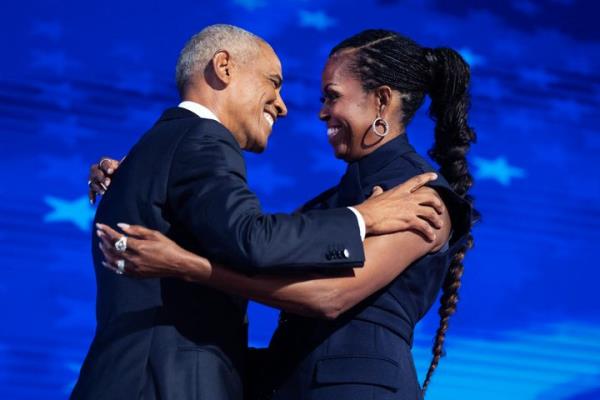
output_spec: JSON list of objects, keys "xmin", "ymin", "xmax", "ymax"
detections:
[
  {"xmin": 101, "ymin": 261, "xmax": 110, "ymax": 269},
  {"xmin": 96, "ymin": 229, "xmax": 104, "ymax": 237},
  {"xmin": 117, "ymin": 223, "xmax": 130, "ymax": 229},
  {"xmin": 107, "ymin": 169, "xmax": 114, "ymax": 174}
]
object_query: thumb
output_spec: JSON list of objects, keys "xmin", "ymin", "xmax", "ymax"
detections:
[{"xmin": 370, "ymin": 186, "xmax": 384, "ymax": 197}]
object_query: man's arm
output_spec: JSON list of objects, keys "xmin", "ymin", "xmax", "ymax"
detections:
[
  {"xmin": 167, "ymin": 126, "xmax": 365, "ymax": 271},
  {"xmin": 97, "ymin": 187, "xmax": 451, "ymax": 318},
  {"xmin": 166, "ymin": 125, "xmax": 442, "ymax": 273}
]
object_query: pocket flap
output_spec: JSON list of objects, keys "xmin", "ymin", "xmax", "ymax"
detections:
[{"xmin": 314, "ymin": 355, "xmax": 400, "ymax": 390}]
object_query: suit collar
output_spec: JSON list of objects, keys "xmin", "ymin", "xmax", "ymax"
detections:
[
  {"xmin": 158, "ymin": 107, "xmax": 201, "ymax": 122},
  {"xmin": 337, "ymin": 134, "xmax": 415, "ymax": 207}
]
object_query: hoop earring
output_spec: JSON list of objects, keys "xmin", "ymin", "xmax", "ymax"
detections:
[{"xmin": 371, "ymin": 116, "xmax": 389, "ymax": 137}]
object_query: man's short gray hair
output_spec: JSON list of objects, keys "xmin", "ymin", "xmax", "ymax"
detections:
[{"xmin": 175, "ymin": 24, "xmax": 262, "ymax": 95}]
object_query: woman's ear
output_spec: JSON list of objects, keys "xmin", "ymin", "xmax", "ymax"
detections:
[{"xmin": 375, "ymin": 85, "xmax": 393, "ymax": 115}]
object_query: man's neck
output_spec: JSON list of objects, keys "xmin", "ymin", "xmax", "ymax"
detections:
[{"xmin": 180, "ymin": 95, "xmax": 248, "ymax": 150}]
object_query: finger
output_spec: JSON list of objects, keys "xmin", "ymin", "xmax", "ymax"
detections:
[
  {"xmin": 417, "ymin": 206, "xmax": 443, "ymax": 230},
  {"xmin": 412, "ymin": 218, "xmax": 436, "ymax": 242},
  {"xmin": 117, "ymin": 223, "xmax": 155, "ymax": 239},
  {"xmin": 416, "ymin": 195, "xmax": 444, "ymax": 215},
  {"xmin": 99, "ymin": 158, "xmax": 119, "ymax": 175},
  {"xmin": 89, "ymin": 182, "xmax": 105, "ymax": 196},
  {"xmin": 101, "ymin": 260, "xmax": 120, "ymax": 274},
  {"xmin": 90, "ymin": 166, "xmax": 107, "ymax": 184},
  {"xmin": 370, "ymin": 186, "xmax": 384, "ymax": 197},
  {"xmin": 89, "ymin": 188, "xmax": 96, "ymax": 205},
  {"xmin": 96, "ymin": 223, "xmax": 123, "ymax": 242},
  {"xmin": 405, "ymin": 173, "xmax": 438, "ymax": 193}
]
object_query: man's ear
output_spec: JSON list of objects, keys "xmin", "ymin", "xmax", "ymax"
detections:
[{"xmin": 211, "ymin": 50, "xmax": 233, "ymax": 85}]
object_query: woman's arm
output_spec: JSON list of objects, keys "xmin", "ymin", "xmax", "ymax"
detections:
[{"xmin": 97, "ymin": 188, "xmax": 450, "ymax": 319}]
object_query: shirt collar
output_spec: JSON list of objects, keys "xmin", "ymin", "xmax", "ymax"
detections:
[{"xmin": 178, "ymin": 101, "xmax": 221, "ymax": 123}]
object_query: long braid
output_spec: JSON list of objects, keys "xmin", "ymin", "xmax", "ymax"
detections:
[
  {"xmin": 331, "ymin": 30, "xmax": 478, "ymax": 396},
  {"xmin": 422, "ymin": 47, "xmax": 477, "ymax": 394}
]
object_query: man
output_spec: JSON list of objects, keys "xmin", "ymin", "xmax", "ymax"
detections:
[{"xmin": 74, "ymin": 25, "xmax": 441, "ymax": 400}]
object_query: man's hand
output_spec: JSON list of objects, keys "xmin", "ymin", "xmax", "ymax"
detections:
[
  {"xmin": 354, "ymin": 172, "xmax": 445, "ymax": 241},
  {"xmin": 88, "ymin": 157, "xmax": 120, "ymax": 204}
]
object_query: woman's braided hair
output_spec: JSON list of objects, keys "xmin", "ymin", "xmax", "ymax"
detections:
[{"xmin": 330, "ymin": 30, "xmax": 477, "ymax": 395}]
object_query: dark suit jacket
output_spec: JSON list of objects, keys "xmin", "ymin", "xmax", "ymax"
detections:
[
  {"xmin": 267, "ymin": 134, "xmax": 472, "ymax": 400},
  {"xmin": 70, "ymin": 107, "xmax": 365, "ymax": 400}
]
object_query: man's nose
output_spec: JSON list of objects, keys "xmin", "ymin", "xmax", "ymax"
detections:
[{"xmin": 275, "ymin": 92, "xmax": 288, "ymax": 117}]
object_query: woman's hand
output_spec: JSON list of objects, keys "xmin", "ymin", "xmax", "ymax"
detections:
[
  {"xmin": 95, "ymin": 223, "xmax": 212, "ymax": 281},
  {"xmin": 88, "ymin": 157, "xmax": 120, "ymax": 204}
]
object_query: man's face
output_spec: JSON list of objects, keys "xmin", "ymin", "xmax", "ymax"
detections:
[{"xmin": 229, "ymin": 42, "xmax": 287, "ymax": 152}]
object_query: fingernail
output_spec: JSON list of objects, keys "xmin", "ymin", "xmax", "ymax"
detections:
[
  {"xmin": 117, "ymin": 223, "xmax": 130, "ymax": 230},
  {"xmin": 432, "ymin": 173, "xmax": 438, "ymax": 179},
  {"xmin": 101, "ymin": 261, "xmax": 110, "ymax": 269},
  {"xmin": 96, "ymin": 229, "xmax": 104, "ymax": 237},
  {"xmin": 100, "ymin": 190, "xmax": 105, "ymax": 195},
  {"xmin": 107, "ymin": 169, "xmax": 114, "ymax": 174}
]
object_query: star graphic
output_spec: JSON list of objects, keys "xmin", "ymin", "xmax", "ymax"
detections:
[
  {"xmin": 234, "ymin": 0, "xmax": 267, "ymax": 11},
  {"xmin": 31, "ymin": 20, "xmax": 63, "ymax": 40},
  {"xmin": 299, "ymin": 10, "xmax": 336, "ymax": 30},
  {"xmin": 473, "ymin": 156, "xmax": 526, "ymax": 186},
  {"xmin": 44, "ymin": 195, "xmax": 95, "ymax": 231},
  {"xmin": 458, "ymin": 48, "xmax": 485, "ymax": 68},
  {"xmin": 39, "ymin": 116, "xmax": 95, "ymax": 146}
]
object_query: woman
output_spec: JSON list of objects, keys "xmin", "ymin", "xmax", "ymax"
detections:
[{"xmin": 95, "ymin": 29, "xmax": 476, "ymax": 399}]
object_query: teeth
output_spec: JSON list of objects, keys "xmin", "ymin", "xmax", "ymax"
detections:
[
  {"xmin": 327, "ymin": 127, "xmax": 340, "ymax": 138},
  {"xmin": 263, "ymin": 112, "xmax": 274, "ymax": 127}
]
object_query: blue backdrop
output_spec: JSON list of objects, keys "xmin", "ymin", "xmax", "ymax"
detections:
[{"xmin": 2, "ymin": 1, "xmax": 599, "ymax": 399}]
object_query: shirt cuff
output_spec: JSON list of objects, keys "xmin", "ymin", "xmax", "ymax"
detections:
[{"xmin": 347, "ymin": 206, "xmax": 366, "ymax": 241}]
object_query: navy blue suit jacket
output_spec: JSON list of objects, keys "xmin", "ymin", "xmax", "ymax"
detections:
[
  {"xmin": 267, "ymin": 134, "xmax": 472, "ymax": 400},
  {"xmin": 70, "ymin": 107, "xmax": 365, "ymax": 400}
]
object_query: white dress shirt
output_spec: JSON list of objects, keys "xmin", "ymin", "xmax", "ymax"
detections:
[{"xmin": 177, "ymin": 100, "xmax": 366, "ymax": 241}]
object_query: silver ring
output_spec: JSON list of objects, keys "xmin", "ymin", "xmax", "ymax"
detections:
[
  {"xmin": 116, "ymin": 259, "xmax": 126, "ymax": 274},
  {"xmin": 115, "ymin": 236, "xmax": 128, "ymax": 253},
  {"xmin": 99, "ymin": 158, "xmax": 112, "ymax": 169}
]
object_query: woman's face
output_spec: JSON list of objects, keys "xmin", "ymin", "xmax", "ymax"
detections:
[{"xmin": 319, "ymin": 52, "xmax": 380, "ymax": 162}]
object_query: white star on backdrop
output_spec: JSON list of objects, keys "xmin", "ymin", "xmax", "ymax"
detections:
[
  {"xmin": 459, "ymin": 48, "xmax": 485, "ymax": 68},
  {"xmin": 473, "ymin": 156, "xmax": 526, "ymax": 186},
  {"xmin": 44, "ymin": 195, "xmax": 95, "ymax": 231},
  {"xmin": 299, "ymin": 10, "xmax": 336, "ymax": 30}
]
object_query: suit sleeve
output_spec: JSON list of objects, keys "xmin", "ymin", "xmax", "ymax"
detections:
[{"xmin": 167, "ymin": 124, "xmax": 365, "ymax": 273}]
